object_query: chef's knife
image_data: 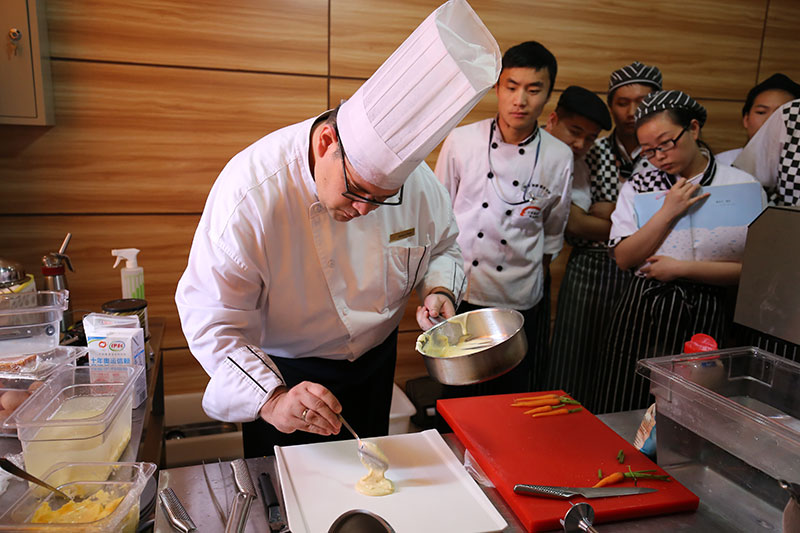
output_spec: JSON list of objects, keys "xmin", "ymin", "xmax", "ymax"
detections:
[
  {"xmin": 514, "ymin": 483, "xmax": 657, "ymax": 499},
  {"xmin": 259, "ymin": 472, "xmax": 286, "ymax": 532}
]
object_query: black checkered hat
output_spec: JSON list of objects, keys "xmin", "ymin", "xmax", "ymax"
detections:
[
  {"xmin": 608, "ymin": 61, "xmax": 663, "ymax": 93},
  {"xmin": 634, "ymin": 90, "xmax": 707, "ymax": 127}
]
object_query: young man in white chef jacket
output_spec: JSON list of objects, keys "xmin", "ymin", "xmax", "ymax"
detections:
[
  {"xmin": 175, "ymin": 0, "xmax": 501, "ymax": 455},
  {"xmin": 435, "ymin": 41, "xmax": 572, "ymax": 395}
]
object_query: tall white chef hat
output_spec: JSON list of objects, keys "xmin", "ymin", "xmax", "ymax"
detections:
[{"xmin": 337, "ymin": 0, "xmax": 501, "ymax": 190}]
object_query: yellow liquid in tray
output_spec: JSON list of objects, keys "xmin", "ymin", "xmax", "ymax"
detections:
[{"xmin": 23, "ymin": 395, "xmax": 132, "ymax": 487}]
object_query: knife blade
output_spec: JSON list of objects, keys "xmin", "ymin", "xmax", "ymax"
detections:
[
  {"xmin": 259, "ymin": 472, "xmax": 286, "ymax": 532},
  {"xmin": 514, "ymin": 483, "xmax": 657, "ymax": 499},
  {"xmin": 201, "ymin": 460, "xmax": 226, "ymax": 526}
]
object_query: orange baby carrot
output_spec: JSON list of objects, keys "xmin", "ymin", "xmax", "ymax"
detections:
[
  {"xmin": 593, "ymin": 471, "xmax": 625, "ymax": 488},
  {"xmin": 513, "ymin": 394, "xmax": 559, "ymax": 401},
  {"xmin": 524, "ymin": 405, "xmax": 560, "ymax": 414},
  {"xmin": 531, "ymin": 407, "xmax": 582, "ymax": 418},
  {"xmin": 511, "ymin": 398, "xmax": 562, "ymax": 407}
]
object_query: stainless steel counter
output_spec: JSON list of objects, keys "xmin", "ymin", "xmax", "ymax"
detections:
[{"xmin": 153, "ymin": 409, "xmax": 785, "ymax": 532}]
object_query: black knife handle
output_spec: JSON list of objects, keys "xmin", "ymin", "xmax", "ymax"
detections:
[{"xmin": 259, "ymin": 472, "xmax": 279, "ymax": 508}]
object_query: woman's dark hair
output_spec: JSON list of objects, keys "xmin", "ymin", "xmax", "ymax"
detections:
[{"xmin": 501, "ymin": 41, "xmax": 557, "ymax": 96}]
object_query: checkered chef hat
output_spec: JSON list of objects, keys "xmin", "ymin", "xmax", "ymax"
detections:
[
  {"xmin": 608, "ymin": 61, "xmax": 663, "ymax": 93},
  {"xmin": 634, "ymin": 90, "xmax": 707, "ymax": 127}
]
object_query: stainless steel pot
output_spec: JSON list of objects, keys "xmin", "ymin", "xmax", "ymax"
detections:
[{"xmin": 416, "ymin": 308, "xmax": 527, "ymax": 386}]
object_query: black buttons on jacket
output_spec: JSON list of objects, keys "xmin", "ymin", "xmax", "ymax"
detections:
[
  {"xmin": 505, "ymin": 210, "xmax": 512, "ymax": 216},
  {"xmin": 477, "ymin": 232, "xmax": 484, "ymax": 238},
  {"xmin": 519, "ymin": 148, "xmax": 525, "ymax": 155},
  {"xmin": 491, "ymin": 142, "xmax": 498, "ymax": 149},
  {"xmin": 496, "ymin": 265, "xmax": 503, "ymax": 272},
  {"xmin": 487, "ymin": 172, "xmax": 493, "ymax": 179},
  {"xmin": 501, "ymin": 239, "xmax": 507, "ymax": 245},
  {"xmin": 472, "ymin": 260, "xmax": 479, "ymax": 266},
  {"xmin": 512, "ymin": 180, "xmax": 519, "ymax": 186},
  {"xmin": 482, "ymin": 202, "xmax": 489, "ymax": 208}
]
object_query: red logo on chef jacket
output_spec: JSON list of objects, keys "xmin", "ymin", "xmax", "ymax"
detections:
[{"xmin": 519, "ymin": 184, "xmax": 551, "ymax": 219}]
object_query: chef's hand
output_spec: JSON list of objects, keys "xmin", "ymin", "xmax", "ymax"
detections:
[
  {"xmin": 416, "ymin": 290, "xmax": 456, "ymax": 330},
  {"xmin": 259, "ymin": 382, "xmax": 342, "ymax": 436},
  {"xmin": 661, "ymin": 177, "xmax": 709, "ymax": 221},
  {"xmin": 640, "ymin": 255, "xmax": 685, "ymax": 282}
]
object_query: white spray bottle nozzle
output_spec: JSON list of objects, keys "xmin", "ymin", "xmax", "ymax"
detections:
[{"xmin": 112, "ymin": 248, "xmax": 141, "ymax": 269}]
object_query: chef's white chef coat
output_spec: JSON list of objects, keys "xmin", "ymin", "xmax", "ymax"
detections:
[
  {"xmin": 176, "ymin": 115, "xmax": 465, "ymax": 423},
  {"xmin": 569, "ymin": 156, "xmax": 593, "ymax": 211},
  {"xmin": 610, "ymin": 152, "xmax": 764, "ymax": 275},
  {"xmin": 734, "ymin": 98, "xmax": 800, "ymax": 206},
  {"xmin": 715, "ymin": 147, "xmax": 741, "ymax": 167},
  {"xmin": 435, "ymin": 118, "xmax": 573, "ymax": 310}
]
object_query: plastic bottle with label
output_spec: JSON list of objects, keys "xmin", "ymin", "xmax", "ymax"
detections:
[{"xmin": 111, "ymin": 248, "xmax": 145, "ymax": 299}]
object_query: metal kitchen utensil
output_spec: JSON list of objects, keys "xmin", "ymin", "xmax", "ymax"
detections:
[
  {"xmin": 328, "ymin": 509, "xmax": 396, "ymax": 533},
  {"xmin": 338, "ymin": 414, "xmax": 389, "ymax": 472},
  {"xmin": 514, "ymin": 483, "xmax": 657, "ymax": 499},
  {"xmin": 225, "ymin": 459, "xmax": 256, "ymax": 533},
  {"xmin": 0, "ymin": 257, "xmax": 26, "ymax": 289},
  {"xmin": 561, "ymin": 502, "xmax": 599, "ymax": 533},
  {"xmin": 417, "ymin": 308, "xmax": 527, "ymax": 386},
  {"xmin": 159, "ymin": 487, "xmax": 197, "ymax": 532},
  {"xmin": 259, "ymin": 471, "xmax": 286, "ymax": 532},
  {"xmin": 202, "ymin": 460, "xmax": 226, "ymax": 526},
  {"xmin": 0, "ymin": 457, "xmax": 72, "ymax": 501}
]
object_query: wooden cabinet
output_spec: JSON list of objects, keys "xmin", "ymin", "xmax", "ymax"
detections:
[{"xmin": 0, "ymin": 0, "xmax": 53, "ymax": 125}]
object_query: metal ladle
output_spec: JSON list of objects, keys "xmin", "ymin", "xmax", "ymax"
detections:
[
  {"xmin": 337, "ymin": 415, "xmax": 389, "ymax": 472},
  {"xmin": 0, "ymin": 457, "xmax": 72, "ymax": 501}
]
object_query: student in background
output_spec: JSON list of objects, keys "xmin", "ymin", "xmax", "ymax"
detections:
[
  {"xmin": 435, "ymin": 41, "xmax": 573, "ymax": 395},
  {"xmin": 593, "ymin": 90, "xmax": 765, "ymax": 414},
  {"xmin": 540, "ymin": 86, "xmax": 617, "ymax": 404},
  {"xmin": 717, "ymin": 74, "xmax": 800, "ymax": 166},
  {"xmin": 546, "ymin": 63, "xmax": 661, "ymax": 411}
]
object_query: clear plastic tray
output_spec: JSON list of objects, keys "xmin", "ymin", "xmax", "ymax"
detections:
[
  {"xmin": 0, "ymin": 461, "xmax": 156, "ymax": 532},
  {"xmin": 0, "ymin": 291, "xmax": 68, "ymax": 361},
  {"xmin": 2, "ymin": 365, "xmax": 142, "ymax": 484},
  {"xmin": 637, "ymin": 347, "xmax": 800, "ymax": 483},
  {"xmin": 0, "ymin": 346, "xmax": 87, "ymax": 381}
]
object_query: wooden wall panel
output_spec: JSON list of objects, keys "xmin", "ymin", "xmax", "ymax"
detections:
[
  {"xmin": 0, "ymin": 62, "xmax": 328, "ymax": 215},
  {"xmin": 47, "ymin": 0, "xmax": 329, "ymax": 76},
  {"xmin": 0, "ymin": 214, "xmax": 199, "ymax": 349},
  {"xmin": 163, "ymin": 348, "xmax": 209, "ymax": 396},
  {"xmin": 331, "ymin": 0, "xmax": 766, "ymax": 99},
  {"xmin": 758, "ymin": 0, "xmax": 800, "ymax": 83}
]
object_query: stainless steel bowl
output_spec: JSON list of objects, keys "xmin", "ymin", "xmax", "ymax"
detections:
[{"xmin": 416, "ymin": 308, "xmax": 527, "ymax": 386}]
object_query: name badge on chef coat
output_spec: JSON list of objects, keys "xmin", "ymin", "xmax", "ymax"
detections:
[
  {"xmin": 519, "ymin": 184, "xmax": 553, "ymax": 220},
  {"xmin": 390, "ymin": 228, "xmax": 415, "ymax": 242}
]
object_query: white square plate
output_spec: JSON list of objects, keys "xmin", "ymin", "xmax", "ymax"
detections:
[{"xmin": 275, "ymin": 429, "xmax": 507, "ymax": 532}]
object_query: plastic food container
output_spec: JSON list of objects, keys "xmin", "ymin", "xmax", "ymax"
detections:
[
  {"xmin": 637, "ymin": 347, "xmax": 800, "ymax": 483},
  {"xmin": 3, "ymin": 365, "xmax": 142, "ymax": 486},
  {"xmin": 0, "ymin": 291, "xmax": 68, "ymax": 362},
  {"xmin": 0, "ymin": 461, "xmax": 156, "ymax": 532},
  {"xmin": 0, "ymin": 347, "xmax": 88, "ymax": 437}
]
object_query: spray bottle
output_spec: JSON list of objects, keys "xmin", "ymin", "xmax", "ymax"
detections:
[{"xmin": 111, "ymin": 248, "xmax": 145, "ymax": 299}]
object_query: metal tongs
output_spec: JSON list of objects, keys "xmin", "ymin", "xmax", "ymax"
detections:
[{"xmin": 338, "ymin": 415, "xmax": 389, "ymax": 472}]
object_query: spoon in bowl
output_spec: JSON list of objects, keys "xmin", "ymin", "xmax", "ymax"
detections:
[{"xmin": 0, "ymin": 457, "xmax": 72, "ymax": 501}]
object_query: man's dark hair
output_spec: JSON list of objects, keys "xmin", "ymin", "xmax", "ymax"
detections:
[
  {"xmin": 501, "ymin": 41, "xmax": 557, "ymax": 96},
  {"xmin": 742, "ymin": 73, "xmax": 800, "ymax": 116}
]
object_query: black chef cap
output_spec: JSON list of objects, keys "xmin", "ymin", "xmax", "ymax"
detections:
[
  {"xmin": 634, "ymin": 90, "xmax": 707, "ymax": 128},
  {"xmin": 557, "ymin": 86, "xmax": 612, "ymax": 130},
  {"xmin": 608, "ymin": 61, "xmax": 663, "ymax": 94},
  {"xmin": 742, "ymin": 73, "xmax": 800, "ymax": 116}
]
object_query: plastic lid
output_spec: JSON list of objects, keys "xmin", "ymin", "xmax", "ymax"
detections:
[
  {"xmin": 101, "ymin": 298, "xmax": 147, "ymax": 313},
  {"xmin": 683, "ymin": 333, "xmax": 718, "ymax": 354}
]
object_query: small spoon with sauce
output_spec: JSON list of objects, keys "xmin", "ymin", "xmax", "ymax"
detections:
[{"xmin": 337, "ymin": 415, "xmax": 389, "ymax": 472}]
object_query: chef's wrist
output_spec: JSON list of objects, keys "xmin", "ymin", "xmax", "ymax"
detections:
[{"xmin": 428, "ymin": 287, "xmax": 456, "ymax": 308}]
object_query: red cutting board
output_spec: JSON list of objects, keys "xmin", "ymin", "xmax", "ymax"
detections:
[{"xmin": 438, "ymin": 392, "xmax": 699, "ymax": 532}]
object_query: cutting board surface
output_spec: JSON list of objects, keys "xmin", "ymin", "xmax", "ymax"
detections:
[
  {"xmin": 275, "ymin": 429, "xmax": 507, "ymax": 533},
  {"xmin": 439, "ymin": 392, "xmax": 699, "ymax": 532}
]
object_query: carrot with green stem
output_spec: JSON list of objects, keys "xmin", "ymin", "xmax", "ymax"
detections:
[
  {"xmin": 593, "ymin": 469, "xmax": 670, "ymax": 488},
  {"xmin": 531, "ymin": 407, "xmax": 582, "ymax": 418}
]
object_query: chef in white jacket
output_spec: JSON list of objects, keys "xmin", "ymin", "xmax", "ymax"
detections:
[{"xmin": 175, "ymin": 0, "xmax": 501, "ymax": 456}]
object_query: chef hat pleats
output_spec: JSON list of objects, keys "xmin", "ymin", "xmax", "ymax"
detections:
[
  {"xmin": 608, "ymin": 61, "xmax": 663, "ymax": 93},
  {"xmin": 338, "ymin": 0, "xmax": 501, "ymax": 190},
  {"xmin": 634, "ymin": 89, "xmax": 708, "ymax": 127}
]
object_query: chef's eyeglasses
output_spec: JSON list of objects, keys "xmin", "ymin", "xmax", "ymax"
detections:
[
  {"xmin": 640, "ymin": 127, "xmax": 688, "ymax": 160},
  {"xmin": 334, "ymin": 125, "xmax": 403, "ymax": 206}
]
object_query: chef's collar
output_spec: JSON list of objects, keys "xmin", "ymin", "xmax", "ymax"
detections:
[
  {"xmin": 492, "ymin": 117, "xmax": 539, "ymax": 147},
  {"xmin": 612, "ymin": 129, "xmax": 640, "ymax": 163},
  {"xmin": 665, "ymin": 146, "xmax": 716, "ymax": 187}
]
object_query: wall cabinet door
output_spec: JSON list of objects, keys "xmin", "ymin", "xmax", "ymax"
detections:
[{"xmin": 0, "ymin": 0, "xmax": 53, "ymax": 125}]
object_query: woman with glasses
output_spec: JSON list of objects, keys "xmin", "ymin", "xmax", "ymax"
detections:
[{"xmin": 591, "ymin": 90, "xmax": 765, "ymax": 414}]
